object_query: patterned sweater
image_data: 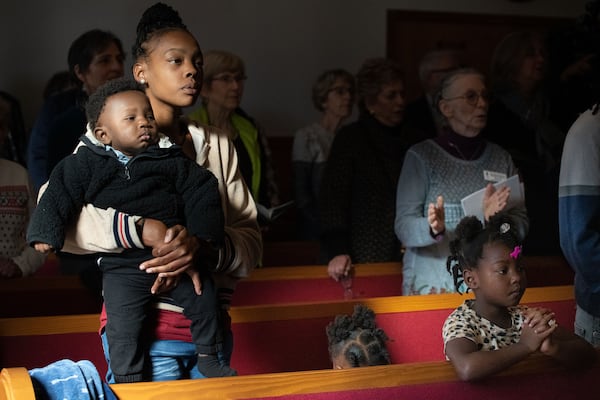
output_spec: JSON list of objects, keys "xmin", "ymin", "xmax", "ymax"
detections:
[
  {"xmin": 319, "ymin": 115, "xmax": 426, "ymax": 263},
  {"xmin": 395, "ymin": 139, "xmax": 526, "ymax": 295},
  {"xmin": 0, "ymin": 159, "xmax": 45, "ymax": 276}
]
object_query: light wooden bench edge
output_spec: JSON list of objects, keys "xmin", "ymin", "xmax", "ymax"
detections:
[
  {"xmin": 0, "ymin": 367, "xmax": 34, "ymax": 400},
  {"xmin": 0, "ymin": 285, "xmax": 573, "ymax": 336},
  {"xmin": 3, "ymin": 348, "xmax": 598, "ymax": 400}
]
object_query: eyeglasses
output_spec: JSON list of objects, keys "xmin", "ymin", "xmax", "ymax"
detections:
[
  {"xmin": 211, "ymin": 74, "xmax": 247, "ymax": 84},
  {"xmin": 444, "ymin": 90, "xmax": 490, "ymax": 106}
]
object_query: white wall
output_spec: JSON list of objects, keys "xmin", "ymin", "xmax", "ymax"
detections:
[{"xmin": 0, "ymin": 0, "xmax": 588, "ymax": 136}]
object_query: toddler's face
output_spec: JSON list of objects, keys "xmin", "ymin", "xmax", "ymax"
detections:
[{"xmin": 98, "ymin": 90, "xmax": 158, "ymax": 156}]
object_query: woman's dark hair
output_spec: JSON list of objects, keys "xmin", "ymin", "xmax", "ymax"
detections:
[
  {"xmin": 132, "ymin": 2, "xmax": 188, "ymax": 60},
  {"xmin": 446, "ymin": 211, "xmax": 527, "ymax": 293},
  {"xmin": 312, "ymin": 69, "xmax": 355, "ymax": 112},
  {"xmin": 85, "ymin": 78, "xmax": 146, "ymax": 130},
  {"xmin": 67, "ymin": 29, "xmax": 124, "ymax": 77},
  {"xmin": 355, "ymin": 58, "xmax": 403, "ymax": 116},
  {"xmin": 0, "ymin": 91, "xmax": 27, "ymax": 166},
  {"xmin": 326, "ymin": 304, "xmax": 391, "ymax": 368}
]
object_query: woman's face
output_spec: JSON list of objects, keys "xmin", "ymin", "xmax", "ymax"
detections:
[
  {"xmin": 76, "ymin": 42, "xmax": 125, "ymax": 95},
  {"xmin": 366, "ymin": 80, "xmax": 405, "ymax": 127},
  {"xmin": 516, "ymin": 39, "xmax": 546, "ymax": 90},
  {"xmin": 439, "ymin": 74, "xmax": 489, "ymax": 137},
  {"xmin": 322, "ymin": 78, "xmax": 354, "ymax": 120},
  {"xmin": 135, "ymin": 30, "xmax": 203, "ymax": 112},
  {"xmin": 201, "ymin": 69, "xmax": 246, "ymax": 113}
]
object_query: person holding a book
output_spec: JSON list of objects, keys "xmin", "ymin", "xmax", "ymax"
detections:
[{"xmin": 395, "ymin": 68, "xmax": 528, "ymax": 295}]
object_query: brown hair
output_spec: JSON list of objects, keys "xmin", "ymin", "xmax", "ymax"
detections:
[{"xmin": 355, "ymin": 58, "xmax": 403, "ymax": 116}]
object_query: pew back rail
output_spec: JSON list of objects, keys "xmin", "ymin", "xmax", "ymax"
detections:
[{"xmin": 2, "ymin": 348, "xmax": 599, "ymax": 400}]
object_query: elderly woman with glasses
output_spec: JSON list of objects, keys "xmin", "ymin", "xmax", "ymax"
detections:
[
  {"xmin": 292, "ymin": 69, "xmax": 356, "ymax": 240},
  {"xmin": 394, "ymin": 67, "xmax": 528, "ymax": 295},
  {"xmin": 189, "ymin": 50, "xmax": 279, "ymax": 219}
]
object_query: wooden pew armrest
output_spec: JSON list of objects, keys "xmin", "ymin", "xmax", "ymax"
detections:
[{"xmin": 0, "ymin": 367, "xmax": 34, "ymax": 400}]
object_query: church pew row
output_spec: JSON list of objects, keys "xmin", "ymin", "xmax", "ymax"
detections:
[
  {"xmin": 2, "ymin": 348, "xmax": 599, "ymax": 400},
  {"xmin": 0, "ymin": 262, "xmax": 403, "ymax": 317},
  {"xmin": 261, "ymin": 240, "xmax": 320, "ymax": 267},
  {"xmin": 0, "ymin": 285, "xmax": 576, "ymax": 380},
  {"xmin": 0, "ymin": 255, "xmax": 573, "ymax": 318}
]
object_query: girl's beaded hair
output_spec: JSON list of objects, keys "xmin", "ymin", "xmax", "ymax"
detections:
[
  {"xmin": 132, "ymin": 2, "xmax": 188, "ymax": 59},
  {"xmin": 446, "ymin": 211, "xmax": 526, "ymax": 293},
  {"xmin": 326, "ymin": 304, "xmax": 391, "ymax": 368}
]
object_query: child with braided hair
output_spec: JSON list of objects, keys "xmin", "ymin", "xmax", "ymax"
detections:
[
  {"xmin": 442, "ymin": 212, "xmax": 595, "ymax": 381},
  {"xmin": 326, "ymin": 304, "xmax": 391, "ymax": 369}
]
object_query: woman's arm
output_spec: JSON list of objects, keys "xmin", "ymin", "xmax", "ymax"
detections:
[
  {"xmin": 395, "ymin": 149, "xmax": 438, "ymax": 247},
  {"xmin": 61, "ymin": 203, "xmax": 144, "ymax": 254},
  {"xmin": 140, "ymin": 124, "xmax": 261, "ymax": 282}
]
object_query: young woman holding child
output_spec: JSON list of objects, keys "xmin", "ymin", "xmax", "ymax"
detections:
[
  {"xmin": 56, "ymin": 2, "xmax": 261, "ymax": 381},
  {"xmin": 443, "ymin": 212, "xmax": 595, "ymax": 381}
]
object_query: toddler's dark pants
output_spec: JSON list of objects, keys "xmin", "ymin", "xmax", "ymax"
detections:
[{"xmin": 99, "ymin": 250, "xmax": 219, "ymax": 383}]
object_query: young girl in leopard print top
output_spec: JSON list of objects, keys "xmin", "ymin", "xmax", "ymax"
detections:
[{"xmin": 442, "ymin": 212, "xmax": 595, "ymax": 381}]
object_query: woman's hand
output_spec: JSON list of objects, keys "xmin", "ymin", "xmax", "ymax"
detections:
[
  {"xmin": 327, "ymin": 254, "xmax": 353, "ymax": 282},
  {"xmin": 33, "ymin": 243, "xmax": 53, "ymax": 254},
  {"xmin": 139, "ymin": 223, "xmax": 202, "ymax": 295},
  {"xmin": 483, "ymin": 184, "xmax": 510, "ymax": 221},
  {"xmin": 428, "ymin": 195, "xmax": 445, "ymax": 235}
]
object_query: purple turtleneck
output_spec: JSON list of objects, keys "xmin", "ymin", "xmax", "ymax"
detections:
[{"xmin": 434, "ymin": 127, "xmax": 486, "ymax": 160}]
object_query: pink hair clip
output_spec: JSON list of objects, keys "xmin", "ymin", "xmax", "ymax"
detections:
[{"xmin": 510, "ymin": 245, "xmax": 522, "ymax": 260}]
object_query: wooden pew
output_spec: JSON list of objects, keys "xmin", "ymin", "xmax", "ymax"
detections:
[
  {"xmin": 2, "ymin": 348, "xmax": 599, "ymax": 400},
  {"xmin": 0, "ymin": 262, "xmax": 403, "ymax": 317},
  {"xmin": 0, "ymin": 254, "xmax": 574, "ymax": 317},
  {"xmin": 0, "ymin": 286, "xmax": 576, "ymax": 378},
  {"xmin": 233, "ymin": 261, "xmax": 403, "ymax": 305},
  {"xmin": 262, "ymin": 240, "xmax": 320, "ymax": 267}
]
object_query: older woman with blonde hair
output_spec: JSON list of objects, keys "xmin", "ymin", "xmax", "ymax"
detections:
[
  {"xmin": 189, "ymin": 50, "xmax": 279, "ymax": 218},
  {"xmin": 320, "ymin": 58, "xmax": 426, "ymax": 283}
]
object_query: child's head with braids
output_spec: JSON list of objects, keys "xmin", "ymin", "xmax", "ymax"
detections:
[
  {"xmin": 326, "ymin": 304, "xmax": 391, "ymax": 369},
  {"xmin": 447, "ymin": 211, "xmax": 527, "ymax": 302},
  {"xmin": 131, "ymin": 2, "xmax": 203, "ymax": 111}
]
